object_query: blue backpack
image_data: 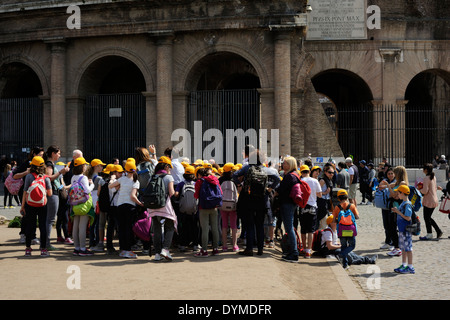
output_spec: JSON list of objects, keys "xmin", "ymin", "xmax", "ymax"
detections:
[
  {"xmin": 408, "ymin": 185, "xmax": 422, "ymax": 212},
  {"xmin": 337, "ymin": 204, "xmax": 358, "ymax": 237},
  {"xmin": 199, "ymin": 178, "xmax": 223, "ymax": 209},
  {"xmin": 373, "ymin": 187, "xmax": 390, "ymax": 210}
]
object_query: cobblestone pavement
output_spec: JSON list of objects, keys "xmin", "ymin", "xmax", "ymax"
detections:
[{"xmin": 344, "ymin": 189, "xmax": 450, "ymax": 300}]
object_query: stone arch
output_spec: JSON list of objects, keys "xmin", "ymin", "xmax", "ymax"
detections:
[
  {"xmin": 0, "ymin": 55, "xmax": 49, "ymax": 97},
  {"xmin": 72, "ymin": 47, "xmax": 153, "ymax": 96},
  {"xmin": 178, "ymin": 43, "xmax": 270, "ymax": 92}
]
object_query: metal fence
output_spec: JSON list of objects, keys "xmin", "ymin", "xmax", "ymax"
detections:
[
  {"xmin": 84, "ymin": 93, "xmax": 146, "ymax": 163},
  {"xmin": 188, "ymin": 89, "xmax": 260, "ymax": 164},
  {"xmin": 0, "ymin": 97, "xmax": 43, "ymax": 164},
  {"xmin": 336, "ymin": 104, "xmax": 450, "ymax": 167}
]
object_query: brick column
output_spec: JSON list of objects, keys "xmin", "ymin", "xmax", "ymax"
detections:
[
  {"xmin": 65, "ymin": 95, "xmax": 85, "ymax": 161},
  {"xmin": 142, "ymin": 91, "xmax": 157, "ymax": 147},
  {"xmin": 274, "ymin": 31, "xmax": 292, "ymax": 156},
  {"xmin": 156, "ymin": 35, "xmax": 174, "ymax": 152},
  {"xmin": 47, "ymin": 39, "xmax": 68, "ymax": 157}
]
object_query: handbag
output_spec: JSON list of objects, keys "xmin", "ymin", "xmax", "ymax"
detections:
[
  {"xmin": 72, "ymin": 194, "xmax": 93, "ymax": 215},
  {"xmin": 439, "ymin": 196, "xmax": 450, "ymax": 214},
  {"xmin": 133, "ymin": 211, "xmax": 152, "ymax": 241},
  {"xmin": 4, "ymin": 172, "xmax": 24, "ymax": 195}
]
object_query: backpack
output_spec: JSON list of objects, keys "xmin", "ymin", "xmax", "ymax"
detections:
[
  {"xmin": 290, "ymin": 172, "xmax": 311, "ymax": 208},
  {"xmin": 312, "ymin": 228, "xmax": 333, "ymax": 252},
  {"xmin": 408, "ymin": 185, "xmax": 422, "ymax": 212},
  {"xmin": 137, "ymin": 161, "xmax": 155, "ymax": 193},
  {"xmin": 97, "ymin": 179, "xmax": 118, "ymax": 212},
  {"xmin": 281, "ymin": 228, "xmax": 302, "ymax": 255},
  {"xmin": 220, "ymin": 180, "xmax": 238, "ymax": 211},
  {"xmin": 199, "ymin": 178, "xmax": 223, "ymax": 209},
  {"xmin": 4, "ymin": 171, "xmax": 24, "ymax": 195},
  {"xmin": 405, "ymin": 203, "xmax": 421, "ymax": 236},
  {"xmin": 373, "ymin": 187, "xmax": 390, "ymax": 210},
  {"xmin": 243, "ymin": 165, "xmax": 268, "ymax": 199},
  {"xmin": 26, "ymin": 173, "xmax": 48, "ymax": 207},
  {"xmin": 142, "ymin": 174, "xmax": 167, "ymax": 209},
  {"xmin": 337, "ymin": 203, "xmax": 357, "ymax": 237},
  {"xmin": 67, "ymin": 176, "xmax": 90, "ymax": 206},
  {"xmin": 179, "ymin": 180, "xmax": 198, "ymax": 214}
]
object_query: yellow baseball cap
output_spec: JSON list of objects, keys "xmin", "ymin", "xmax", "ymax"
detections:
[
  {"xmin": 103, "ymin": 164, "xmax": 115, "ymax": 174},
  {"xmin": 55, "ymin": 161, "xmax": 66, "ymax": 166},
  {"xmin": 397, "ymin": 185, "xmax": 410, "ymax": 195},
  {"xmin": 203, "ymin": 162, "xmax": 212, "ymax": 169},
  {"xmin": 326, "ymin": 214, "xmax": 335, "ymax": 225},
  {"xmin": 91, "ymin": 159, "xmax": 106, "ymax": 167},
  {"xmin": 337, "ymin": 189, "xmax": 348, "ymax": 197},
  {"xmin": 193, "ymin": 159, "xmax": 203, "ymax": 166},
  {"xmin": 223, "ymin": 163, "xmax": 235, "ymax": 173},
  {"xmin": 181, "ymin": 161, "xmax": 189, "ymax": 168},
  {"xmin": 158, "ymin": 156, "xmax": 172, "ymax": 168},
  {"xmin": 184, "ymin": 165, "xmax": 195, "ymax": 175},
  {"xmin": 74, "ymin": 157, "xmax": 88, "ymax": 167},
  {"xmin": 113, "ymin": 165, "xmax": 124, "ymax": 173},
  {"xmin": 31, "ymin": 156, "xmax": 45, "ymax": 167},
  {"xmin": 300, "ymin": 165, "xmax": 310, "ymax": 172},
  {"xmin": 125, "ymin": 160, "xmax": 137, "ymax": 172},
  {"xmin": 311, "ymin": 166, "xmax": 322, "ymax": 172}
]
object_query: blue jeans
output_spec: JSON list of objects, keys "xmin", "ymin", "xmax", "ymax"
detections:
[
  {"xmin": 339, "ymin": 237, "xmax": 356, "ymax": 267},
  {"xmin": 280, "ymin": 202, "xmax": 298, "ymax": 257}
]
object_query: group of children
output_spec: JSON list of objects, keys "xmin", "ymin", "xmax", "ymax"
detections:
[{"xmin": 10, "ymin": 145, "xmax": 421, "ymax": 274}]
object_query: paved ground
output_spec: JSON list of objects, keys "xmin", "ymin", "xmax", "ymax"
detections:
[{"xmin": 1, "ymin": 181, "xmax": 449, "ymax": 301}]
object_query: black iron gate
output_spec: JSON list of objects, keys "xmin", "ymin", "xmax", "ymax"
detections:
[
  {"xmin": 0, "ymin": 97, "xmax": 43, "ymax": 164},
  {"xmin": 336, "ymin": 104, "xmax": 450, "ymax": 167},
  {"xmin": 188, "ymin": 89, "xmax": 260, "ymax": 164},
  {"xmin": 84, "ymin": 93, "xmax": 146, "ymax": 163}
]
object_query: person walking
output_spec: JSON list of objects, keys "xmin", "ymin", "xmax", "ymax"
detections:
[
  {"xmin": 379, "ymin": 167, "xmax": 396, "ymax": 250},
  {"xmin": 419, "ymin": 163, "xmax": 443, "ymax": 240}
]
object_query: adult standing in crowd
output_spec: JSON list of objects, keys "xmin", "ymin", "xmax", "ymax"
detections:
[
  {"xmin": 345, "ymin": 157, "xmax": 359, "ymax": 207},
  {"xmin": 419, "ymin": 163, "xmax": 443, "ymax": 240}
]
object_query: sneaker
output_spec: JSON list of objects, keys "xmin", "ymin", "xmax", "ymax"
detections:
[
  {"xmin": 407, "ymin": 266, "xmax": 416, "ymax": 274},
  {"xmin": 222, "ymin": 246, "xmax": 228, "ymax": 252},
  {"xmin": 281, "ymin": 255, "xmax": 299, "ymax": 263},
  {"xmin": 366, "ymin": 201, "xmax": 372, "ymax": 206},
  {"xmin": 25, "ymin": 248, "xmax": 32, "ymax": 256},
  {"xmin": 154, "ymin": 253, "xmax": 162, "ymax": 261},
  {"xmin": 305, "ymin": 251, "xmax": 312, "ymax": 259},
  {"xmin": 106, "ymin": 248, "xmax": 117, "ymax": 255},
  {"xmin": 141, "ymin": 249, "xmax": 150, "ymax": 255},
  {"xmin": 359, "ymin": 202, "xmax": 366, "ymax": 205},
  {"xmin": 91, "ymin": 243, "xmax": 104, "ymax": 252},
  {"xmin": 64, "ymin": 238, "xmax": 74, "ymax": 245},
  {"xmin": 40, "ymin": 249, "xmax": 50, "ymax": 257},
  {"xmin": 9, "ymin": 206, "xmax": 15, "ymax": 209},
  {"xmin": 79, "ymin": 249, "xmax": 94, "ymax": 256},
  {"xmin": 387, "ymin": 248, "xmax": 402, "ymax": 256},
  {"xmin": 212, "ymin": 248, "xmax": 219, "ymax": 256},
  {"xmin": 123, "ymin": 251, "xmax": 137, "ymax": 259},
  {"xmin": 119, "ymin": 250, "xmax": 127, "ymax": 257},
  {"xmin": 437, "ymin": 231, "xmax": 443, "ymax": 239},
  {"xmin": 47, "ymin": 244, "xmax": 57, "ymax": 251},
  {"xmin": 394, "ymin": 265, "xmax": 407, "ymax": 273},
  {"xmin": 73, "ymin": 249, "xmax": 80, "ymax": 256},
  {"xmin": 56, "ymin": 237, "xmax": 65, "ymax": 244},
  {"xmin": 267, "ymin": 240, "xmax": 274, "ymax": 248},
  {"xmin": 194, "ymin": 249, "xmax": 209, "ymax": 258},
  {"xmin": 379, "ymin": 243, "xmax": 391, "ymax": 250},
  {"xmin": 31, "ymin": 238, "xmax": 40, "ymax": 245},
  {"xmin": 232, "ymin": 245, "xmax": 240, "ymax": 252},
  {"xmin": 160, "ymin": 249, "xmax": 173, "ymax": 261},
  {"xmin": 19, "ymin": 234, "xmax": 26, "ymax": 244}
]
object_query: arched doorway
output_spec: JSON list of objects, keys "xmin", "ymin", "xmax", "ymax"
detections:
[
  {"xmin": 0, "ymin": 62, "xmax": 43, "ymax": 164},
  {"xmin": 312, "ymin": 69, "xmax": 374, "ymax": 162},
  {"xmin": 405, "ymin": 69, "xmax": 450, "ymax": 167},
  {"xmin": 79, "ymin": 56, "xmax": 147, "ymax": 162},
  {"xmin": 186, "ymin": 52, "xmax": 261, "ymax": 164}
]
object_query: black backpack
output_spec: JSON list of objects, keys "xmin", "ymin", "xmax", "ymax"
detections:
[
  {"xmin": 142, "ymin": 174, "xmax": 167, "ymax": 209},
  {"xmin": 243, "ymin": 165, "xmax": 268, "ymax": 199},
  {"xmin": 98, "ymin": 179, "xmax": 118, "ymax": 212}
]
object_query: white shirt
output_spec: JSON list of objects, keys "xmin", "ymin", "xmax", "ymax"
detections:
[
  {"xmin": 115, "ymin": 176, "xmax": 140, "ymax": 206},
  {"xmin": 171, "ymin": 158, "xmax": 185, "ymax": 186},
  {"xmin": 71, "ymin": 174, "xmax": 94, "ymax": 194},
  {"xmin": 321, "ymin": 227, "xmax": 339, "ymax": 247},
  {"xmin": 301, "ymin": 176, "xmax": 321, "ymax": 207}
]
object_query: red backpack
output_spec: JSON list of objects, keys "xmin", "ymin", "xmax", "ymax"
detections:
[
  {"xmin": 289, "ymin": 172, "xmax": 311, "ymax": 208},
  {"xmin": 27, "ymin": 173, "xmax": 48, "ymax": 207}
]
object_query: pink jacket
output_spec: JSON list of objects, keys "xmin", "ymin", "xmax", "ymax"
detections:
[{"xmin": 420, "ymin": 175, "xmax": 438, "ymax": 208}]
